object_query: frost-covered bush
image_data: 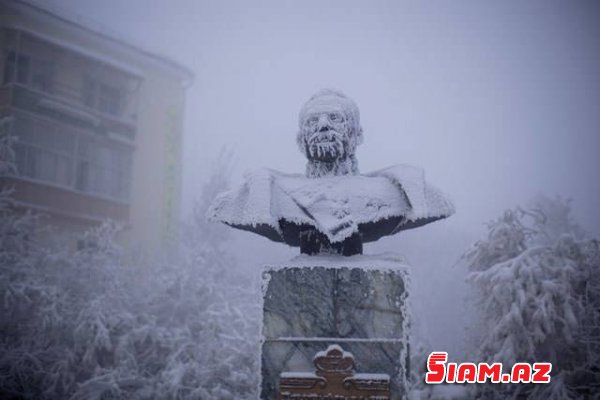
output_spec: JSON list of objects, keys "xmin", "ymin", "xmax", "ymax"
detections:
[
  {"xmin": 0, "ymin": 141, "xmax": 258, "ymax": 399},
  {"xmin": 464, "ymin": 196, "xmax": 600, "ymax": 399}
]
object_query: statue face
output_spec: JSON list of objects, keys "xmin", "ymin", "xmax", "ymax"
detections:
[
  {"xmin": 301, "ymin": 104, "xmax": 351, "ymax": 162},
  {"xmin": 297, "ymin": 90, "xmax": 363, "ymax": 163}
]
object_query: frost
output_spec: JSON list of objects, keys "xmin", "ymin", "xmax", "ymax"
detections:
[
  {"xmin": 464, "ymin": 196, "xmax": 600, "ymax": 399},
  {"xmin": 278, "ymin": 252, "xmax": 409, "ymax": 271},
  {"xmin": 297, "ymin": 89, "xmax": 363, "ymax": 178},
  {"xmin": 209, "ymin": 89, "xmax": 453, "ymax": 256},
  {"xmin": 209, "ymin": 165, "xmax": 454, "ymax": 244},
  {"xmin": 0, "ymin": 145, "xmax": 260, "ymax": 399}
]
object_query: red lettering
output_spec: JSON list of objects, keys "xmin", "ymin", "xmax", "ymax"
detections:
[
  {"xmin": 477, "ymin": 363, "xmax": 502, "ymax": 383},
  {"xmin": 511, "ymin": 363, "xmax": 532, "ymax": 383},
  {"xmin": 425, "ymin": 352, "xmax": 447, "ymax": 384},
  {"xmin": 424, "ymin": 354, "xmax": 552, "ymax": 385},
  {"xmin": 532, "ymin": 363, "xmax": 552, "ymax": 383},
  {"xmin": 446, "ymin": 363, "xmax": 457, "ymax": 383},
  {"xmin": 456, "ymin": 363, "xmax": 477, "ymax": 383}
]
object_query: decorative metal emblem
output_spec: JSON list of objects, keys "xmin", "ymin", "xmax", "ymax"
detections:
[{"xmin": 278, "ymin": 344, "xmax": 391, "ymax": 400}]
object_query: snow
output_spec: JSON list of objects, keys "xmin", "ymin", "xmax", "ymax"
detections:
[
  {"xmin": 208, "ymin": 165, "xmax": 454, "ymax": 244},
  {"xmin": 304, "ymin": 154, "xmax": 359, "ymax": 178},
  {"xmin": 276, "ymin": 173, "xmax": 409, "ymax": 242},
  {"xmin": 0, "ymin": 148, "xmax": 261, "ymax": 400},
  {"xmin": 408, "ymin": 385, "xmax": 469, "ymax": 400},
  {"xmin": 463, "ymin": 196, "xmax": 600, "ymax": 399},
  {"xmin": 313, "ymin": 344, "xmax": 354, "ymax": 363},
  {"xmin": 353, "ymin": 373, "xmax": 390, "ymax": 381},
  {"xmin": 369, "ymin": 164, "xmax": 453, "ymax": 222},
  {"xmin": 272, "ymin": 252, "xmax": 409, "ymax": 271},
  {"xmin": 280, "ymin": 372, "xmax": 319, "ymax": 379}
]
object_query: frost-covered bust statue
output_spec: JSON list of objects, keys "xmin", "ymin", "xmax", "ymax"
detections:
[{"xmin": 209, "ymin": 89, "xmax": 454, "ymax": 256}]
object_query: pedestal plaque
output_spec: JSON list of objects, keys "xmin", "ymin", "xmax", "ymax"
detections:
[{"xmin": 279, "ymin": 344, "xmax": 391, "ymax": 400}]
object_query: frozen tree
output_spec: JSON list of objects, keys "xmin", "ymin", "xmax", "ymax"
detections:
[
  {"xmin": 464, "ymin": 195, "xmax": 600, "ymax": 399},
  {"xmin": 0, "ymin": 139, "xmax": 259, "ymax": 399}
]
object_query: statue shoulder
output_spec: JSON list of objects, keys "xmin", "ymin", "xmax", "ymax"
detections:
[
  {"xmin": 242, "ymin": 168, "xmax": 302, "ymax": 182},
  {"xmin": 367, "ymin": 164, "xmax": 455, "ymax": 222},
  {"xmin": 207, "ymin": 167, "xmax": 276, "ymax": 226},
  {"xmin": 207, "ymin": 168, "xmax": 305, "ymax": 227},
  {"xmin": 366, "ymin": 164, "xmax": 424, "ymax": 182}
]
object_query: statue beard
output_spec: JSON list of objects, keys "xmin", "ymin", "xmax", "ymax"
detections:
[{"xmin": 304, "ymin": 128, "xmax": 348, "ymax": 163}]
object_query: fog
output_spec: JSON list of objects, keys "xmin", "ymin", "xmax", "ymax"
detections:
[{"xmin": 48, "ymin": 0, "xmax": 600, "ymax": 358}]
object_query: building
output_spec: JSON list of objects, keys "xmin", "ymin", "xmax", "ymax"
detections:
[{"xmin": 0, "ymin": 0, "xmax": 193, "ymax": 250}]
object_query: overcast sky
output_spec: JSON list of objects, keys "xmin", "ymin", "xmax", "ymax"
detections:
[{"xmin": 47, "ymin": 0, "xmax": 600, "ymax": 237}]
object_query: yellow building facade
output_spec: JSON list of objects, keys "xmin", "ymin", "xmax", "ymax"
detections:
[{"xmin": 0, "ymin": 0, "xmax": 193, "ymax": 251}]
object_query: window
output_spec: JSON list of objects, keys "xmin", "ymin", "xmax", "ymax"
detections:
[
  {"xmin": 11, "ymin": 111, "xmax": 131, "ymax": 202},
  {"xmin": 98, "ymin": 83, "xmax": 121, "ymax": 116},
  {"xmin": 75, "ymin": 136, "xmax": 131, "ymax": 200},
  {"xmin": 3, "ymin": 50, "xmax": 54, "ymax": 92},
  {"xmin": 81, "ymin": 75, "xmax": 96, "ymax": 109},
  {"xmin": 3, "ymin": 51, "xmax": 30, "ymax": 85},
  {"xmin": 2, "ymin": 29, "xmax": 138, "ymax": 122},
  {"xmin": 31, "ymin": 59, "xmax": 53, "ymax": 92},
  {"xmin": 81, "ymin": 75, "xmax": 123, "ymax": 117},
  {"xmin": 13, "ymin": 114, "xmax": 74, "ymax": 187}
]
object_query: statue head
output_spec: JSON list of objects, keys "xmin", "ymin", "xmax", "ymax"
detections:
[{"xmin": 297, "ymin": 89, "xmax": 363, "ymax": 177}]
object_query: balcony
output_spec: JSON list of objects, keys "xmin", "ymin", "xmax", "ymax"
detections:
[
  {"xmin": 0, "ymin": 176, "xmax": 130, "ymax": 225},
  {"xmin": 1, "ymin": 83, "xmax": 137, "ymax": 140},
  {"xmin": 1, "ymin": 28, "xmax": 142, "ymax": 140},
  {"xmin": 2, "ymin": 108, "xmax": 133, "ymax": 210}
]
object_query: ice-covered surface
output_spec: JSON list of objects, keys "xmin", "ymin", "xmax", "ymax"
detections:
[
  {"xmin": 275, "ymin": 173, "xmax": 409, "ymax": 242},
  {"xmin": 296, "ymin": 89, "xmax": 363, "ymax": 178},
  {"xmin": 279, "ymin": 252, "xmax": 409, "ymax": 271},
  {"xmin": 208, "ymin": 164, "xmax": 454, "ymax": 244},
  {"xmin": 298, "ymin": 89, "xmax": 362, "ymax": 141},
  {"xmin": 368, "ymin": 165, "xmax": 453, "ymax": 222}
]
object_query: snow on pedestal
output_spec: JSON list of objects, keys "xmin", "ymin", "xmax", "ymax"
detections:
[{"xmin": 260, "ymin": 254, "xmax": 410, "ymax": 400}]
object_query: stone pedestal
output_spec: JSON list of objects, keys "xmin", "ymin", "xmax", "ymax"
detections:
[{"xmin": 260, "ymin": 254, "xmax": 410, "ymax": 400}]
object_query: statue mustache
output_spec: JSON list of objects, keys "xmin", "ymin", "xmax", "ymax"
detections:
[
  {"xmin": 307, "ymin": 128, "xmax": 345, "ymax": 144},
  {"xmin": 306, "ymin": 129, "xmax": 345, "ymax": 159}
]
